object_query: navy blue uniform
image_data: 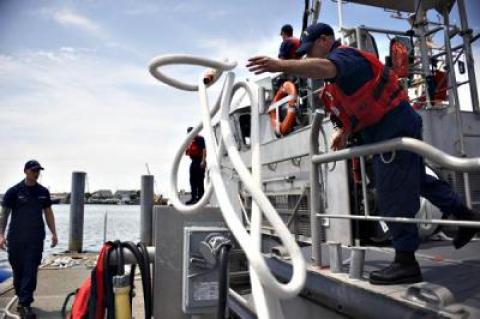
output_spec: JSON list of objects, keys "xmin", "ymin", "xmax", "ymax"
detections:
[
  {"xmin": 2, "ymin": 181, "xmax": 51, "ymax": 306},
  {"xmin": 327, "ymin": 43, "xmax": 465, "ymax": 252},
  {"xmin": 189, "ymin": 136, "xmax": 206, "ymax": 201}
]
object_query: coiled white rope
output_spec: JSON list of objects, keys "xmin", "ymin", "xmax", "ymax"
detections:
[
  {"xmin": 149, "ymin": 55, "xmax": 306, "ymax": 303},
  {"xmin": 150, "ymin": 55, "xmax": 234, "ymax": 214}
]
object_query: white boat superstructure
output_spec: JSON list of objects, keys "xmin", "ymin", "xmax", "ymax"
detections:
[{"xmin": 148, "ymin": 1, "xmax": 480, "ymax": 318}]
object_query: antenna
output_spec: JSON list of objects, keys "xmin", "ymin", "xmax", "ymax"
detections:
[
  {"xmin": 145, "ymin": 162, "xmax": 152, "ymax": 175},
  {"xmin": 145, "ymin": 162, "xmax": 159, "ymax": 195}
]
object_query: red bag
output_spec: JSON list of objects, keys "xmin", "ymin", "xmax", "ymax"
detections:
[
  {"xmin": 65, "ymin": 243, "xmax": 112, "ymax": 319},
  {"xmin": 69, "ymin": 278, "xmax": 91, "ymax": 319}
]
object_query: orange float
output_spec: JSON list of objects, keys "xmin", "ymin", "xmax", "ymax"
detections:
[{"xmin": 268, "ymin": 81, "xmax": 298, "ymax": 136}]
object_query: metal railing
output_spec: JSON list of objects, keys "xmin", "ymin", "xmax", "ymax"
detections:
[
  {"xmin": 309, "ymin": 111, "xmax": 480, "ymax": 267},
  {"xmin": 149, "ymin": 55, "xmax": 306, "ymax": 319}
]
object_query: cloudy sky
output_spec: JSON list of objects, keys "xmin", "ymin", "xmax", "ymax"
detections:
[{"xmin": 1, "ymin": 0, "xmax": 479, "ymax": 194}]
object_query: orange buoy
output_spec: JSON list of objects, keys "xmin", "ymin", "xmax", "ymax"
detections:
[{"xmin": 268, "ymin": 81, "xmax": 298, "ymax": 136}]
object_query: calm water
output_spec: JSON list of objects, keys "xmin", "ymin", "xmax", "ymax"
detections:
[{"xmin": 0, "ymin": 204, "xmax": 141, "ymax": 268}]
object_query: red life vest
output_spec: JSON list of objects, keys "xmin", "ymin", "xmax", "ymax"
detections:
[
  {"xmin": 432, "ymin": 70, "xmax": 448, "ymax": 102},
  {"xmin": 68, "ymin": 243, "xmax": 112, "ymax": 319},
  {"xmin": 390, "ymin": 37, "xmax": 411, "ymax": 78},
  {"xmin": 286, "ymin": 37, "xmax": 301, "ymax": 59},
  {"xmin": 186, "ymin": 136, "xmax": 204, "ymax": 159},
  {"xmin": 321, "ymin": 46, "xmax": 408, "ymax": 133}
]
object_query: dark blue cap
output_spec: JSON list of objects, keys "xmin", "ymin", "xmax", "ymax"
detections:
[
  {"xmin": 280, "ymin": 24, "xmax": 293, "ymax": 36},
  {"xmin": 296, "ymin": 23, "xmax": 335, "ymax": 56},
  {"xmin": 24, "ymin": 160, "xmax": 44, "ymax": 171}
]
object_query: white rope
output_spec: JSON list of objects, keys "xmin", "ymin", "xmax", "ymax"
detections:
[
  {"xmin": 149, "ymin": 54, "xmax": 236, "ymax": 91},
  {"xmin": 148, "ymin": 55, "xmax": 307, "ymax": 309}
]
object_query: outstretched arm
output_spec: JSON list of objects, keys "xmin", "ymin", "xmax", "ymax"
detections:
[{"xmin": 246, "ymin": 56, "xmax": 337, "ymax": 79}]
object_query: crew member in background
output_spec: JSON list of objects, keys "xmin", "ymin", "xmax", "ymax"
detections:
[
  {"xmin": 247, "ymin": 22, "xmax": 479, "ymax": 285},
  {"xmin": 278, "ymin": 24, "xmax": 301, "ymax": 60},
  {"xmin": 185, "ymin": 127, "xmax": 206, "ymax": 205},
  {"xmin": 0, "ymin": 160, "xmax": 58, "ymax": 318}
]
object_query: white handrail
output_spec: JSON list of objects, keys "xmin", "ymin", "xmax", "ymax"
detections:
[{"xmin": 149, "ymin": 55, "xmax": 307, "ymax": 312}]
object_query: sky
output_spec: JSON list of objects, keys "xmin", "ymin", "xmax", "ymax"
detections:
[{"xmin": 1, "ymin": 0, "xmax": 479, "ymax": 194}]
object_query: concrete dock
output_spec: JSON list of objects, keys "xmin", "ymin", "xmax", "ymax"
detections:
[{"xmin": 0, "ymin": 253, "xmax": 145, "ymax": 318}]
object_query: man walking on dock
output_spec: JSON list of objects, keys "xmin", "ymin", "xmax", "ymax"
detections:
[
  {"xmin": 0, "ymin": 160, "xmax": 58, "ymax": 318},
  {"xmin": 185, "ymin": 127, "xmax": 207, "ymax": 205},
  {"xmin": 247, "ymin": 22, "xmax": 480, "ymax": 285}
]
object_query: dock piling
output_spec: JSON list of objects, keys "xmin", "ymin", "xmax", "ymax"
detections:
[
  {"xmin": 68, "ymin": 171, "xmax": 86, "ymax": 252},
  {"xmin": 140, "ymin": 175, "xmax": 154, "ymax": 245}
]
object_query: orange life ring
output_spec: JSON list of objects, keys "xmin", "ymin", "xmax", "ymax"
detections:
[{"xmin": 268, "ymin": 81, "xmax": 298, "ymax": 136}]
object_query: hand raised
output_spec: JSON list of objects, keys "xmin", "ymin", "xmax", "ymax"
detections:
[{"xmin": 246, "ymin": 56, "xmax": 282, "ymax": 75}]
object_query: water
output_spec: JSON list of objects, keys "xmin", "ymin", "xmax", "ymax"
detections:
[{"xmin": 0, "ymin": 204, "xmax": 141, "ymax": 268}]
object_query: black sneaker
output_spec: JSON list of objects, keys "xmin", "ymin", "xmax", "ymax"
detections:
[
  {"xmin": 453, "ymin": 209, "xmax": 480, "ymax": 249},
  {"xmin": 369, "ymin": 262, "xmax": 423, "ymax": 285}
]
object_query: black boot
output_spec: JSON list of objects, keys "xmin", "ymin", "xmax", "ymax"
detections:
[
  {"xmin": 18, "ymin": 305, "xmax": 36, "ymax": 319},
  {"xmin": 185, "ymin": 198, "xmax": 196, "ymax": 205},
  {"xmin": 453, "ymin": 208, "xmax": 480, "ymax": 249},
  {"xmin": 369, "ymin": 251, "xmax": 423, "ymax": 285}
]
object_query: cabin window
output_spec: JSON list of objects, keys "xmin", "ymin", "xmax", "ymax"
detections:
[{"xmin": 238, "ymin": 113, "xmax": 251, "ymax": 147}]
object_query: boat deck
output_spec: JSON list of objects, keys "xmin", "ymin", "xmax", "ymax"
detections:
[{"xmin": 267, "ymin": 239, "xmax": 480, "ymax": 319}]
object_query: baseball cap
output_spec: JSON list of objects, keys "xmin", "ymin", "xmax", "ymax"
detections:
[
  {"xmin": 24, "ymin": 160, "xmax": 44, "ymax": 171},
  {"xmin": 296, "ymin": 23, "xmax": 335, "ymax": 56}
]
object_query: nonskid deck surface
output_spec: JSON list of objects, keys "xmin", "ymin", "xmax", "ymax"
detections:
[
  {"xmin": 360, "ymin": 240, "xmax": 480, "ymax": 310},
  {"xmin": 267, "ymin": 239, "xmax": 480, "ymax": 318}
]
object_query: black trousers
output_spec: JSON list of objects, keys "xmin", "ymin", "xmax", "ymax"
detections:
[
  {"xmin": 8, "ymin": 240, "xmax": 43, "ymax": 306},
  {"xmin": 190, "ymin": 159, "xmax": 205, "ymax": 200}
]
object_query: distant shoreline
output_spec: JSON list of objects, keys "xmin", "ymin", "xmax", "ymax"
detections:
[{"xmin": 51, "ymin": 203, "xmax": 141, "ymax": 206}]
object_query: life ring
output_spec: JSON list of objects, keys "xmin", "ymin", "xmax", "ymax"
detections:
[{"xmin": 268, "ymin": 81, "xmax": 298, "ymax": 136}]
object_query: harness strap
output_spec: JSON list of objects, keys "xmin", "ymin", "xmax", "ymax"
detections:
[
  {"xmin": 372, "ymin": 66, "xmax": 390, "ymax": 100},
  {"xmin": 388, "ymin": 86, "xmax": 404, "ymax": 105}
]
